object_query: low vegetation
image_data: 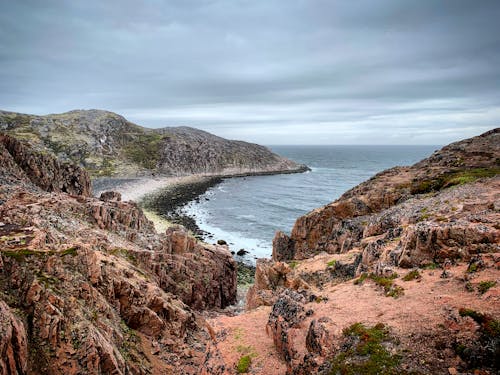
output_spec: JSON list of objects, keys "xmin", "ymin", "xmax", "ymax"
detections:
[
  {"xmin": 477, "ymin": 280, "xmax": 497, "ymax": 294},
  {"xmin": 326, "ymin": 259, "xmax": 337, "ymax": 267},
  {"xmin": 329, "ymin": 323, "xmax": 401, "ymax": 375},
  {"xmin": 354, "ymin": 272, "xmax": 404, "ymax": 298},
  {"xmin": 402, "ymin": 269, "xmax": 421, "ymax": 281},
  {"xmin": 123, "ymin": 133, "xmax": 164, "ymax": 169},
  {"xmin": 236, "ymin": 355, "xmax": 252, "ymax": 373},
  {"xmin": 410, "ymin": 167, "xmax": 500, "ymax": 194}
]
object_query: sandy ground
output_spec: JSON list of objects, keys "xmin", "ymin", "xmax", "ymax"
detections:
[{"xmin": 209, "ymin": 254, "xmax": 500, "ymax": 374}]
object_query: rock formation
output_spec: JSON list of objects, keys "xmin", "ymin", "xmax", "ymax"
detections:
[
  {"xmin": 209, "ymin": 129, "xmax": 499, "ymax": 375},
  {"xmin": 0, "ymin": 109, "xmax": 308, "ymax": 178},
  {"xmin": 0, "ymin": 134, "xmax": 237, "ymax": 374},
  {"xmin": 274, "ymin": 128, "xmax": 500, "ymax": 261}
]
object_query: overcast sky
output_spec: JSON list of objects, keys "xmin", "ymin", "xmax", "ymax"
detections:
[{"xmin": 1, "ymin": 0, "xmax": 499, "ymax": 144}]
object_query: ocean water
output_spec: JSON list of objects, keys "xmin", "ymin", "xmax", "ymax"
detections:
[{"xmin": 182, "ymin": 145, "xmax": 439, "ymax": 260}]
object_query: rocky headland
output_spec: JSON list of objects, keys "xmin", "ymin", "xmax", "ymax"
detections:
[
  {"xmin": 0, "ymin": 109, "xmax": 308, "ymax": 178},
  {"xmin": 208, "ymin": 129, "xmax": 500, "ymax": 374}
]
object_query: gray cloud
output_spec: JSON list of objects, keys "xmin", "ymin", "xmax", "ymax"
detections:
[{"xmin": 1, "ymin": 0, "xmax": 499, "ymax": 144}]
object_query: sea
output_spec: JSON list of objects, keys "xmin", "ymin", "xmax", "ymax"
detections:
[{"xmin": 181, "ymin": 145, "xmax": 439, "ymax": 261}]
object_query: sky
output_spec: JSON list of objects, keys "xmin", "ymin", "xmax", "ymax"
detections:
[{"xmin": 1, "ymin": 0, "xmax": 500, "ymax": 145}]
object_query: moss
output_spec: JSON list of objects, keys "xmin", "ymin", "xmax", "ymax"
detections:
[
  {"xmin": 477, "ymin": 280, "xmax": 496, "ymax": 294},
  {"xmin": 289, "ymin": 260, "xmax": 299, "ymax": 269},
  {"xmin": 459, "ymin": 308, "xmax": 484, "ymax": 322},
  {"xmin": 329, "ymin": 323, "xmax": 401, "ymax": 375},
  {"xmin": 236, "ymin": 355, "xmax": 251, "ymax": 373},
  {"xmin": 467, "ymin": 263, "xmax": 479, "ymax": 273},
  {"xmin": 464, "ymin": 281, "xmax": 475, "ymax": 292},
  {"xmin": 109, "ymin": 248, "xmax": 137, "ymax": 265},
  {"xmin": 411, "ymin": 168, "xmax": 500, "ymax": 194},
  {"xmin": 2, "ymin": 248, "xmax": 37, "ymax": 261},
  {"xmin": 354, "ymin": 273, "xmax": 403, "ymax": 298},
  {"xmin": 353, "ymin": 273, "xmax": 369, "ymax": 285},
  {"xmin": 60, "ymin": 247, "xmax": 78, "ymax": 256},
  {"xmin": 402, "ymin": 269, "xmax": 421, "ymax": 282},
  {"xmin": 327, "ymin": 259, "xmax": 337, "ymax": 268}
]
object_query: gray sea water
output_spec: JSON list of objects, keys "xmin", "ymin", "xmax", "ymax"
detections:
[{"xmin": 182, "ymin": 145, "xmax": 439, "ymax": 260}]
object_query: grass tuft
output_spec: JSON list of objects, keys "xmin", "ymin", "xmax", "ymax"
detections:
[
  {"xmin": 236, "ymin": 355, "xmax": 251, "ymax": 373},
  {"xmin": 402, "ymin": 269, "xmax": 421, "ymax": 282},
  {"xmin": 477, "ymin": 280, "xmax": 496, "ymax": 294}
]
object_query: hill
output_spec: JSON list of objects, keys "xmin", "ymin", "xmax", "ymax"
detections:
[{"xmin": 0, "ymin": 109, "xmax": 307, "ymax": 177}]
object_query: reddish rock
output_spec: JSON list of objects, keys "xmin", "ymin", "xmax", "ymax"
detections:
[
  {"xmin": 99, "ymin": 191, "xmax": 122, "ymax": 202},
  {"xmin": 0, "ymin": 301, "xmax": 28, "ymax": 375},
  {"xmin": 0, "ymin": 135, "xmax": 237, "ymax": 373},
  {"xmin": 0, "ymin": 134, "xmax": 91, "ymax": 196}
]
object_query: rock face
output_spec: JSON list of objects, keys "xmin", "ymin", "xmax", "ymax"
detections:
[
  {"xmin": 212, "ymin": 129, "xmax": 499, "ymax": 375},
  {"xmin": 0, "ymin": 109, "xmax": 308, "ymax": 178},
  {"xmin": 274, "ymin": 128, "xmax": 500, "ymax": 263},
  {"xmin": 0, "ymin": 136, "xmax": 237, "ymax": 374},
  {"xmin": 0, "ymin": 134, "xmax": 91, "ymax": 196}
]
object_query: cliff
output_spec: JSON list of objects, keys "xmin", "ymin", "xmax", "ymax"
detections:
[
  {"xmin": 0, "ymin": 109, "xmax": 307, "ymax": 178},
  {"xmin": 0, "ymin": 134, "xmax": 237, "ymax": 374},
  {"xmin": 208, "ymin": 129, "xmax": 499, "ymax": 375},
  {"xmin": 273, "ymin": 128, "xmax": 500, "ymax": 261}
]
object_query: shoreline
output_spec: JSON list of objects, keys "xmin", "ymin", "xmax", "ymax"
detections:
[{"xmin": 92, "ymin": 165, "xmax": 310, "ymax": 234}]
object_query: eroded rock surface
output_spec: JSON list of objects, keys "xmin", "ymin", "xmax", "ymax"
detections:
[
  {"xmin": 0, "ymin": 135, "xmax": 237, "ymax": 374},
  {"xmin": 210, "ymin": 129, "xmax": 500, "ymax": 375},
  {"xmin": 275, "ymin": 128, "xmax": 499, "ymax": 261}
]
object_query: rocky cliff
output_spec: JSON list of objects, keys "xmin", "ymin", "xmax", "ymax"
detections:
[
  {"xmin": 273, "ymin": 128, "xmax": 500, "ymax": 261},
  {"xmin": 0, "ymin": 109, "xmax": 307, "ymax": 178},
  {"xmin": 0, "ymin": 134, "xmax": 237, "ymax": 374},
  {"xmin": 208, "ymin": 129, "xmax": 499, "ymax": 375}
]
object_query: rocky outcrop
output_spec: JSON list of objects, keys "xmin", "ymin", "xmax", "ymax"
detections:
[
  {"xmin": 273, "ymin": 128, "xmax": 500, "ymax": 263},
  {"xmin": 0, "ymin": 109, "xmax": 308, "ymax": 178},
  {"xmin": 266, "ymin": 290, "xmax": 308, "ymax": 366},
  {"xmin": 221, "ymin": 129, "xmax": 500, "ymax": 375},
  {"xmin": 0, "ymin": 136, "xmax": 237, "ymax": 373},
  {"xmin": 0, "ymin": 134, "xmax": 91, "ymax": 196},
  {"xmin": 0, "ymin": 301, "xmax": 28, "ymax": 375}
]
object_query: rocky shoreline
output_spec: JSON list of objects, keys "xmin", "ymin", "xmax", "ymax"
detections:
[{"xmin": 139, "ymin": 176, "xmax": 223, "ymax": 239}]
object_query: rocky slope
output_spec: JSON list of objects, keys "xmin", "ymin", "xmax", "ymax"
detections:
[
  {"xmin": 0, "ymin": 134, "xmax": 237, "ymax": 374},
  {"xmin": 0, "ymin": 109, "xmax": 307, "ymax": 178},
  {"xmin": 209, "ymin": 129, "xmax": 499, "ymax": 375}
]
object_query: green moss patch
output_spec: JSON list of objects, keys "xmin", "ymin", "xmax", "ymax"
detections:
[
  {"xmin": 402, "ymin": 269, "xmax": 421, "ymax": 282},
  {"xmin": 329, "ymin": 323, "xmax": 401, "ymax": 375},
  {"xmin": 123, "ymin": 133, "xmax": 164, "ymax": 169},
  {"xmin": 327, "ymin": 259, "xmax": 337, "ymax": 268},
  {"xmin": 354, "ymin": 272, "xmax": 404, "ymax": 298},
  {"xmin": 236, "ymin": 355, "xmax": 252, "ymax": 373},
  {"xmin": 411, "ymin": 168, "xmax": 500, "ymax": 194},
  {"xmin": 477, "ymin": 280, "xmax": 497, "ymax": 294}
]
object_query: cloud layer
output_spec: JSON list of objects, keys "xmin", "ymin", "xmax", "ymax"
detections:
[{"xmin": 1, "ymin": 0, "xmax": 499, "ymax": 144}]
